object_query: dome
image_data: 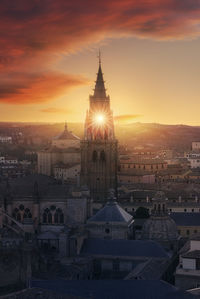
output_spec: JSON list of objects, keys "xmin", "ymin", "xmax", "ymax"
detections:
[
  {"xmin": 141, "ymin": 191, "xmax": 178, "ymax": 242},
  {"xmin": 142, "ymin": 216, "xmax": 178, "ymax": 241},
  {"xmin": 53, "ymin": 122, "xmax": 80, "ymax": 141}
]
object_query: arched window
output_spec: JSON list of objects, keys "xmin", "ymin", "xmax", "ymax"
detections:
[
  {"xmin": 100, "ymin": 150, "xmax": 106, "ymax": 162},
  {"xmin": 43, "ymin": 208, "xmax": 52, "ymax": 224},
  {"xmin": 43, "ymin": 207, "xmax": 64, "ymax": 224},
  {"xmin": 48, "ymin": 212, "xmax": 52, "ymax": 224},
  {"xmin": 54, "ymin": 208, "xmax": 64, "ymax": 224},
  {"xmin": 92, "ymin": 150, "xmax": 98, "ymax": 162},
  {"xmin": 19, "ymin": 204, "xmax": 24, "ymax": 211},
  {"xmin": 13, "ymin": 208, "xmax": 22, "ymax": 222},
  {"xmin": 43, "ymin": 212, "xmax": 47, "ymax": 223}
]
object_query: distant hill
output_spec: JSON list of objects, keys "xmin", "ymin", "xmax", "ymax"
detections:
[{"xmin": 1, "ymin": 122, "xmax": 200, "ymax": 151}]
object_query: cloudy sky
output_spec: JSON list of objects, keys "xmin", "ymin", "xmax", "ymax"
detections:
[{"xmin": 1, "ymin": 0, "xmax": 200, "ymax": 125}]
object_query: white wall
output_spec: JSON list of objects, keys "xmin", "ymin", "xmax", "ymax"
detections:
[
  {"xmin": 182, "ymin": 258, "xmax": 196, "ymax": 270},
  {"xmin": 191, "ymin": 240, "xmax": 200, "ymax": 251}
]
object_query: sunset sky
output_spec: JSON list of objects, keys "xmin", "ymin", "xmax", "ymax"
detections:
[{"xmin": 1, "ymin": 0, "xmax": 200, "ymax": 125}]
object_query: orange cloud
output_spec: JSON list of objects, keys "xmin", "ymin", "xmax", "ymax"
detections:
[
  {"xmin": 1, "ymin": 0, "xmax": 200, "ymax": 104},
  {"xmin": 114, "ymin": 114, "xmax": 142, "ymax": 124},
  {"xmin": 0, "ymin": 72, "xmax": 88, "ymax": 104},
  {"xmin": 41, "ymin": 107, "xmax": 71, "ymax": 114}
]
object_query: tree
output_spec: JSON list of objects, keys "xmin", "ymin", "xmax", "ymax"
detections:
[{"xmin": 135, "ymin": 207, "xmax": 149, "ymax": 219}]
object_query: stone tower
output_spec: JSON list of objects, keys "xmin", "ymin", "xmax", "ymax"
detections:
[{"xmin": 81, "ymin": 57, "xmax": 118, "ymax": 201}]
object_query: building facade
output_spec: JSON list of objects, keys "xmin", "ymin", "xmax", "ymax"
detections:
[{"xmin": 38, "ymin": 123, "xmax": 80, "ymax": 178}]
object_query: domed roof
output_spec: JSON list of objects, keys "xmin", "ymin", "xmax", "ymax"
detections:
[
  {"xmin": 141, "ymin": 191, "xmax": 178, "ymax": 241},
  {"xmin": 88, "ymin": 201, "xmax": 133, "ymax": 223},
  {"xmin": 53, "ymin": 123, "xmax": 80, "ymax": 141},
  {"xmin": 142, "ymin": 216, "xmax": 178, "ymax": 241}
]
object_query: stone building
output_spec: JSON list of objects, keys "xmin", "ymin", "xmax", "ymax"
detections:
[
  {"xmin": 80, "ymin": 59, "xmax": 118, "ymax": 201},
  {"xmin": 171, "ymin": 212, "xmax": 200, "ymax": 238},
  {"xmin": 0, "ymin": 175, "xmax": 91, "ymax": 255},
  {"xmin": 87, "ymin": 200, "xmax": 134, "ymax": 240},
  {"xmin": 80, "ymin": 238, "xmax": 169, "ymax": 279},
  {"xmin": 120, "ymin": 158, "xmax": 167, "ymax": 173},
  {"xmin": 38, "ymin": 123, "xmax": 80, "ymax": 178},
  {"xmin": 141, "ymin": 191, "xmax": 179, "ymax": 251},
  {"xmin": 175, "ymin": 235, "xmax": 200, "ymax": 290}
]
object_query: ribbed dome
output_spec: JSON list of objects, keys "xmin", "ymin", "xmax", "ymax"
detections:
[
  {"xmin": 142, "ymin": 191, "xmax": 178, "ymax": 242},
  {"xmin": 142, "ymin": 215, "xmax": 178, "ymax": 241}
]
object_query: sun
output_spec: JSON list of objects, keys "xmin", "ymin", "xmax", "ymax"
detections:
[{"xmin": 94, "ymin": 114, "xmax": 105, "ymax": 124}]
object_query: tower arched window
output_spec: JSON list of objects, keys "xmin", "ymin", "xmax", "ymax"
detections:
[
  {"xmin": 92, "ymin": 150, "xmax": 98, "ymax": 162},
  {"xmin": 100, "ymin": 150, "xmax": 106, "ymax": 162},
  {"xmin": 104, "ymin": 131, "xmax": 108, "ymax": 140}
]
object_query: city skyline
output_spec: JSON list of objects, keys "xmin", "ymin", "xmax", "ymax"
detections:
[{"xmin": 1, "ymin": 1, "xmax": 200, "ymax": 125}]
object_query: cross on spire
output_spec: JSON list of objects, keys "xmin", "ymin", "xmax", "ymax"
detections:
[{"xmin": 98, "ymin": 49, "xmax": 101, "ymax": 66}]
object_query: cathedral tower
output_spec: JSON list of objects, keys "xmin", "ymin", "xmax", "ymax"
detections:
[{"xmin": 81, "ymin": 57, "xmax": 118, "ymax": 201}]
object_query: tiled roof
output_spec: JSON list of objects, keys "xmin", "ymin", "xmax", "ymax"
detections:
[
  {"xmin": 31, "ymin": 280, "xmax": 195, "ymax": 299},
  {"xmin": 182, "ymin": 250, "xmax": 200, "ymax": 259},
  {"xmin": 125, "ymin": 258, "xmax": 170, "ymax": 280},
  {"xmin": 88, "ymin": 201, "xmax": 133, "ymax": 223},
  {"xmin": 0, "ymin": 174, "xmax": 69, "ymax": 198},
  {"xmin": 81, "ymin": 238, "xmax": 169, "ymax": 258},
  {"xmin": 171, "ymin": 212, "xmax": 200, "ymax": 226}
]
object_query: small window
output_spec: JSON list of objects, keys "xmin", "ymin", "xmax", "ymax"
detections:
[{"xmin": 105, "ymin": 228, "xmax": 110, "ymax": 234}]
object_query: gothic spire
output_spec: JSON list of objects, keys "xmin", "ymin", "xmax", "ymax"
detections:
[{"xmin": 93, "ymin": 52, "xmax": 106, "ymax": 98}]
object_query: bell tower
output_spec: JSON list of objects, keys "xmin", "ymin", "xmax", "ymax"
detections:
[{"xmin": 81, "ymin": 55, "xmax": 118, "ymax": 201}]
